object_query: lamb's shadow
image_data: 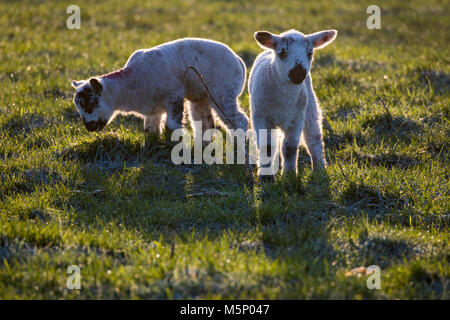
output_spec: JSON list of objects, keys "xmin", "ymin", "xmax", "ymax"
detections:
[
  {"xmin": 53, "ymin": 131, "xmax": 447, "ymax": 298},
  {"xmin": 58, "ymin": 129, "xmax": 176, "ymax": 167},
  {"xmin": 59, "ymin": 129, "xmax": 254, "ymax": 233},
  {"xmin": 61, "ymin": 130, "xmax": 336, "ymax": 256},
  {"xmin": 252, "ymin": 168, "xmax": 337, "ymax": 293}
]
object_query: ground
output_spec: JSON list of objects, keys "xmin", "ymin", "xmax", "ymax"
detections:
[{"xmin": 0, "ymin": 0, "xmax": 448, "ymax": 299}]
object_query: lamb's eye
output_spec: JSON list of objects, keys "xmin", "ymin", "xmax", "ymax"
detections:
[
  {"xmin": 278, "ymin": 48, "xmax": 287, "ymax": 60},
  {"xmin": 76, "ymin": 89, "xmax": 97, "ymax": 113}
]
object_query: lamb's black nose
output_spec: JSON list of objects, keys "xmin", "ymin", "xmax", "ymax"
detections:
[{"xmin": 288, "ymin": 64, "xmax": 307, "ymax": 84}]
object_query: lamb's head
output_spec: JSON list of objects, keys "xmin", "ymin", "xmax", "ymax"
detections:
[
  {"xmin": 254, "ymin": 29, "xmax": 337, "ymax": 84},
  {"xmin": 71, "ymin": 78, "xmax": 113, "ymax": 132}
]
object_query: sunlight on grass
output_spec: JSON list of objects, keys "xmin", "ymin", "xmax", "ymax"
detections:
[{"xmin": 0, "ymin": 0, "xmax": 448, "ymax": 299}]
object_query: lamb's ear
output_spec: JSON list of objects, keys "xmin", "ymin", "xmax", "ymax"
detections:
[
  {"xmin": 89, "ymin": 78, "xmax": 103, "ymax": 94},
  {"xmin": 254, "ymin": 31, "xmax": 279, "ymax": 50},
  {"xmin": 71, "ymin": 80, "xmax": 84, "ymax": 88},
  {"xmin": 308, "ymin": 30, "xmax": 337, "ymax": 49}
]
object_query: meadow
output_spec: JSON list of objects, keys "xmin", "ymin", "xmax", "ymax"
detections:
[{"xmin": 0, "ymin": 0, "xmax": 448, "ymax": 299}]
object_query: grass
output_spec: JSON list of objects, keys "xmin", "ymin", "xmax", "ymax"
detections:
[{"xmin": 0, "ymin": 0, "xmax": 449, "ymax": 299}]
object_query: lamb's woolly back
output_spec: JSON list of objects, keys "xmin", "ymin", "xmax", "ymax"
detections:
[{"xmin": 72, "ymin": 37, "xmax": 248, "ymax": 136}]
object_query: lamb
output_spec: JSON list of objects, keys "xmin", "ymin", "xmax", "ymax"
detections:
[
  {"xmin": 248, "ymin": 29, "xmax": 337, "ymax": 180},
  {"xmin": 71, "ymin": 38, "xmax": 248, "ymax": 139}
]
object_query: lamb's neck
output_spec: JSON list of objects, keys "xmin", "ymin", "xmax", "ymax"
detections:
[
  {"xmin": 100, "ymin": 68, "xmax": 136, "ymax": 112},
  {"xmin": 268, "ymin": 62, "xmax": 303, "ymax": 97}
]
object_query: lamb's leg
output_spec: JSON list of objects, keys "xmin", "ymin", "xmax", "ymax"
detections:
[
  {"xmin": 144, "ymin": 112, "xmax": 164, "ymax": 134},
  {"xmin": 217, "ymin": 97, "xmax": 248, "ymax": 132},
  {"xmin": 187, "ymin": 98, "xmax": 215, "ymax": 140},
  {"xmin": 165, "ymin": 97, "xmax": 184, "ymax": 131},
  {"xmin": 281, "ymin": 127, "xmax": 302, "ymax": 175},
  {"xmin": 221, "ymin": 98, "xmax": 252, "ymax": 168},
  {"xmin": 302, "ymin": 77, "xmax": 326, "ymax": 170},
  {"xmin": 254, "ymin": 117, "xmax": 277, "ymax": 181},
  {"xmin": 303, "ymin": 106, "xmax": 326, "ymax": 170}
]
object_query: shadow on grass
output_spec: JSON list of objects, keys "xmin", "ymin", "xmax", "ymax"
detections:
[
  {"xmin": 58, "ymin": 130, "xmax": 255, "ymax": 230},
  {"xmin": 355, "ymin": 235, "xmax": 430, "ymax": 269},
  {"xmin": 349, "ymin": 152, "xmax": 420, "ymax": 169},
  {"xmin": 254, "ymin": 168, "xmax": 338, "ymax": 289},
  {"xmin": 327, "ymin": 105, "xmax": 359, "ymax": 121},
  {"xmin": 58, "ymin": 130, "xmax": 176, "ymax": 168},
  {"xmin": 1, "ymin": 113, "xmax": 49, "ymax": 136},
  {"xmin": 48, "ymin": 130, "xmax": 445, "ymax": 299},
  {"xmin": 362, "ymin": 113, "xmax": 423, "ymax": 143},
  {"xmin": 324, "ymin": 130, "xmax": 366, "ymax": 152},
  {"xmin": 61, "ymin": 105, "xmax": 81, "ymax": 123},
  {"xmin": 16, "ymin": 129, "xmax": 446, "ymax": 299},
  {"xmin": 337, "ymin": 181, "xmax": 448, "ymax": 230},
  {"xmin": 411, "ymin": 67, "xmax": 450, "ymax": 96},
  {"xmin": 340, "ymin": 182, "xmax": 406, "ymax": 213},
  {"xmin": 0, "ymin": 167, "xmax": 63, "ymax": 200}
]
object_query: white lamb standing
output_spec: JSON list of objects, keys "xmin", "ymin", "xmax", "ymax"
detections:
[
  {"xmin": 71, "ymin": 38, "xmax": 248, "ymax": 138},
  {"xmin": 249, "ymin": 29, "xmax": 337, "ymax": 180}
]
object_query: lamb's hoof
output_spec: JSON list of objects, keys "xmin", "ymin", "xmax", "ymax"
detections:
[{"xmin": 259, "ymin": 174, "xmax": 275, "ymax": 183}]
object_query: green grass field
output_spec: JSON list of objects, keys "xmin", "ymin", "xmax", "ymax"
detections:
[{"xmin": 0, "ymin": 0, "xmax": 449, "ymax": 299}]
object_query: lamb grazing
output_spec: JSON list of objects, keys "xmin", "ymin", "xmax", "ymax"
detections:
[
  {"xmin": 71, "ymin": 38, "xmax": 248, "ymax": 138},
  {"xmin": 248, "ymin": 29, "xmax": 337, "ymax": 180}
]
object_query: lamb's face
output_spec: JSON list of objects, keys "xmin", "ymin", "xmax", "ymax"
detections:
[
  {"xmin": 274, "ymin": 31, "xmax": 313, "ymax": 84},
  {"xmin": 254, "ymin": 29, "xmax": 337, "ymax": 85},
  {"xmin": 71, "ymin": 78, "xmax": 113, "ymax": 132}
]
